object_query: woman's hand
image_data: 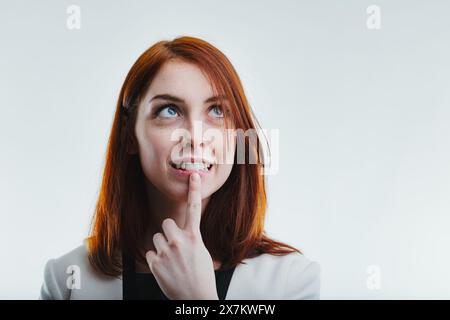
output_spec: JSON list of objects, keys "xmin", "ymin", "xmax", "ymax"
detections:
[{"xmin": 145, "ymin": 172, "xmax": 219, "ymax": 300}]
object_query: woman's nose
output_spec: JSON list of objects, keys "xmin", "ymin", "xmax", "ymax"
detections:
[{"xmin": 184, "ymin": 119, "xmax": 212, "ymax": 149}]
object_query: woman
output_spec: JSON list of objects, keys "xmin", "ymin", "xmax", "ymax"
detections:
[{"xmin": 39, "ymin": 36, "xmax": 320, "ymax": 300}]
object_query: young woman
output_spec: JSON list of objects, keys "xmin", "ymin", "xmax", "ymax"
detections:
[{"xmin": 39, "ymin": 36, "xmax": 320, "ymax": 300}]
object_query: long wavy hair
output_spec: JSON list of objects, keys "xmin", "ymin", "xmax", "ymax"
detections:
[{"xmin": 87, "ymin": 36, "xmax": 300, "ymax": 277}]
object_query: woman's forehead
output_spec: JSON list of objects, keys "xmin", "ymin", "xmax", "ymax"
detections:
[{"xmin": 147, "ymin": 60, "xmax": 216, "ymax": 101}]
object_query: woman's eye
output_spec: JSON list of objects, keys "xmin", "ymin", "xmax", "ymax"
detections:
[
  {"xmin": 209, "ymin": 105, "xmax": 224, "ymax": 118},
  {"xmin": 157, "ymin": 105, "xmax": 179, "ymax": 118}
]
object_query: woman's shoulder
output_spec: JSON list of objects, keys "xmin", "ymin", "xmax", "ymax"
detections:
[
  {"xmin": 228, "ymin": 251, "xmax": 321, "ymax": 300},
  {"xmin": 39, "ymin": 239, "xmax": 122, "ymax": 300},
  {"xmin": 49, "ymin": 240, "xmax": 90, "ymax": 267},
  {"xmin": 243, "ymin": 250, "xmax": 317, "ymax": 267}
]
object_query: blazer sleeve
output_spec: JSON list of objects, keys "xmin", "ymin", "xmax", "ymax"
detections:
[
  {"xmin": 39, "ymin": 258, "xmax": 69, "ymax": 300},
  {"xmin": 283, "ymin": 257, "xmax": 321, "ymax": 300}
]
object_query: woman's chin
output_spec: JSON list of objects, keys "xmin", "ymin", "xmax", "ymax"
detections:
[
  {"xmin": 165, "ymin": 183, "xmax": 212, "ymax": 201},
  {"xmin": 167, "ymin": 188, "xmax": 189, "ymax": 201}
]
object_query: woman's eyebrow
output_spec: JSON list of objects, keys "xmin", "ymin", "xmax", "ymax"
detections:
[
  {"xmin": 149, "ymin": 94, "xmax": 184, "ymax": 103},
  {"xmin": 149, "ymin": 94, "xmax": 228, "ymax": 104},
  {"xmin": 204, "ymin": 94, "xmax": 228, "ymax": 103}
]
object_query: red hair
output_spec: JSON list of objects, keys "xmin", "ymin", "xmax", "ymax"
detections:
[{"xmin": 87, "ymin": 36, "xmax": 300, "ymax": 277}]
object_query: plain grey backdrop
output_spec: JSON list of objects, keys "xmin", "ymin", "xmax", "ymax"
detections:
[{"xmin": 1, "ymin": 0, "xmax": 449, "ymax": 299}]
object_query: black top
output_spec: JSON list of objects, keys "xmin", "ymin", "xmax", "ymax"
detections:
[{"xmin": 122, "ymin": 253, "xmax": 236, "ymax": 300}]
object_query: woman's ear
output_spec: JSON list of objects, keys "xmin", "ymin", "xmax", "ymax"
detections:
[
  {"xmin": 127, "ymin": 134, "xmax": 139, "ymax": 155},
  {"xmin": 122, "ymin": 114, "xmax": 139, "ymax": 155}
]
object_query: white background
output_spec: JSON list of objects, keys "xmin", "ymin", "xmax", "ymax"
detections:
[{"xmin": 1, "ymin": 0, "xmax": 449, "ymax": 299}]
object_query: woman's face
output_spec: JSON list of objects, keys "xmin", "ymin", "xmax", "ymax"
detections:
[{"xmin": 134, "ymin": 60, "xmax": 236, "ymax": 202}]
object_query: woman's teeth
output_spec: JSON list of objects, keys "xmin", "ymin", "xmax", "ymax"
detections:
[{"xmin": 173, "ymin": 162, "xmax": 212, "ymax": 171}]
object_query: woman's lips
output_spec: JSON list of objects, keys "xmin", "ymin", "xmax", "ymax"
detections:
[{"xmin": 169, "ymin": 163, "xmax": 213, "ymax": 178}]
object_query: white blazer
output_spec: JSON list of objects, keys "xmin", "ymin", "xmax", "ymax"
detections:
[{"xmin": 39, "ymin": 240, "xmax": 321, "ymax": 300}]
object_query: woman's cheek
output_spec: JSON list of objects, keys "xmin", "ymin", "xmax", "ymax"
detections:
[
  {"xmin": 207, "ymin": 163, "xmax": 233, "ymax": 196},
  {"xmin": 137, "ymin": 132, "xmax": 166, "ymax": 177}
]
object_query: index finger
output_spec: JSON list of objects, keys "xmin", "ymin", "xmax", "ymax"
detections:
[{"xmin": 184, "ymin": 172, "xmax": 202, "ymax": 232}]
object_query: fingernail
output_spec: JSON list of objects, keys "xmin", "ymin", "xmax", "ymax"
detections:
[{"xmin": 191, "ymin": 173, "xmax": 199, "ymax": 182}]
